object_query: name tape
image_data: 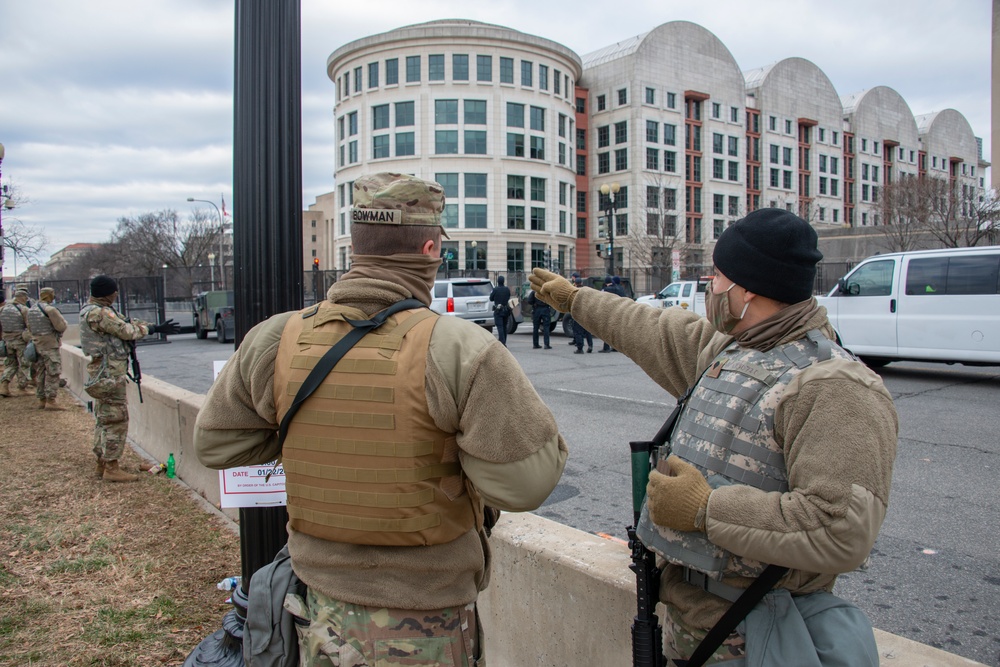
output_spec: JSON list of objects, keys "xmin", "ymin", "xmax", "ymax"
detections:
[{"xmin": 351, "ymin": 208, "xmax": 402, "ymax": 224}]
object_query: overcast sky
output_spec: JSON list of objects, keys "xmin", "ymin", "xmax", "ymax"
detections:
[{"xmin": 0, "ymin": 0, "xmax": 991, "ymax": 273}]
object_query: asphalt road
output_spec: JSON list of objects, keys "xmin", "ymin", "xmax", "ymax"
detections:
[{"xmin": 135, "ymin": 327, "xmax": 1000, "ymax": 666}]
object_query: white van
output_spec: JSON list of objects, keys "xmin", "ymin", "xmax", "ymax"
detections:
[{"xmin": 816, "ymin": 246, "xmax": 1000, "ymax": 367}]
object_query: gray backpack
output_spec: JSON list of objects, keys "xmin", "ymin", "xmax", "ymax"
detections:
[{"xmin": 243, "ymin": 545, "xmax": 305, "ymax": 667}]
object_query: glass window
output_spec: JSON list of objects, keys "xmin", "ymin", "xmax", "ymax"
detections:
[
  {"xmin": 405, "ymin": 55, "xmax": 420, "ymax": 82},
  {"xmin": 435, "ymin": 130, "xmax": 458, "ymax": 154},
  {"xmin": 664, "ymin": 124, "xmax": 676, "ymax": 146},
  {"xmin": 507, "ymin": 206, "xmax": 525, "ymax": 230},
  {"xmin": 538, "ymin": 64, "xmax": 548, "ymax": 90},
  {"xmin": 597, "ymin": 94, "xmax": 606, "ymax": 111},
  {"xmin": 507, "ymin": 102, "xmax": 524, "ymax": 128},
  {"xmin": 646, "ymin": 147, "xmax": 659, "ymax": 170},
  {"xmin": 530, "ymin": 106, "xmax": 545, "ymax": 131},
  {"xmin": 395, "ymin": 132, "xmax": 414, "ymax": 156},
  {"xmin": 435, "ymin": 99, "xmax": 458, "ymax": 124},
  {"xmin": 372, "ymin": 104, "xmax": 389, "ymax": 130},
  {"xmin": 348, "ymin": 140, "xmax": 358, "ymax": 163},
  {"xmin": 530, "ymin": 136, "xmax": 545, "ymax": 160},
  {"xmin": 728, "ymin": 161, "xmax": 739, "ymax": 182},
  {"xmin": 348, "ymin": 111, "xmax": 358, "ymax": 135},
  {"xmin": 429, "ymin": 54, "xmax": 445, "ymax": 81},
  {"xmin": 783, "ymin": 146, "xmax": 792, "ymax": 166},
  {"xmin": 664, "ymin": 151, "xmax": 676, "ymax": 173},
  {"xmin": 465, "ymin": 173, "xmax": 487, "ymax": 198},
  {"xmin": 441, "ymin": 204, "xmax": 458, "ymax": 232},
  {"xmin": 507, "ymin": 176, "xmax": 525, "ymax": 199},
  {"xmin": 646, "ymin": 120, "xmax": 659, "ymax": 143},
  {"xmin": 464, "ymin": 130, "xmax": 487, "ymax": 155},
  {"xmin": 465, "ymin": 204, "xmax": 488, "ymax": 229},
  {"xmin": 618, "ymin": 88, "xmax": 627, "ymax": 105},
  {"xmin": 845, "ymin": 259, "xmax": 895, "ymax": 296},
  {"xmin": 435, "ymin": 173, "xmax": 459, "ymax": 198},
  {"xmin": 530, "ymin": 207, "xmax": 545, "ymax": 231},
  {"xmin": 615, "ymin": 148, "xmax": 628, "ymax": 171},
  {"xmin": 666, "ymin": 92, "xmax": 676, "ymax": 108},
  {"xmin": 368, "ymin": 62, "xmax": 379, "ymax": 88},
  {"xmin": 554, "ymin": 69, "xmax": 561, "ymax": 95},
  {"xmin": 500, "ymin": 57, "xmax": 514, "ymax": 83},
  {"xmin": 507, "ymin": 133, "xmax": 524, "ymax": 157},
  {"xmin": 395, "ymin": 101, "xmax": 414, "ymax": 126},
  {"xmin": 645, "ymin": 87, "xmax": 655, "ymax": 104},
  {"xmin": 598, "ymin": 152, "xmax": 610, "ymax": 174},
  {"xmin": 464, "ymin": 100, "xmax": 486, "ymax": 125},
  {"xmin": 728, "ymin": 136, "xmax": 738, "ymax": 157},
  {"xmin": 615, "ymin": 121, "xmax": 628, "ymax": 144},
  {"xmin": 354, "ymin": 66, "xmax": 362, "ymax": 92},
  {"xmin": 598, "ymin": 126, "xmax": 610, "ymax": 148},
  {"xmin": 453, "ymin": 54, "xmax": 469, "ymax": 81},
  {"xmin": 385, "ymin": 58, "xmax": 398, "ymax": 85},
  {"xmin": 476, "ymin": 55, "xmax": 492, "ymax": 81},
  {"xmin": 507, "ymin": 243, "xmax": 524, "ymax": 272},
  {"xmin": 713, "ymin": 158, "xmax": 724, "ymax": 180},
  {"xmin": 372, "ymin": 135, "xmax": 389, "ymax": 159},
  {"xmin": 521, "ymin": 60, "xmax": 533, "ymax": 86},
  {"xmin": 530, "ymin": 177, "xmax": 546, "ymax": 201},
  {"xmin": 713, "ymin": 133, "xmax": 724, "ymax": 154}
]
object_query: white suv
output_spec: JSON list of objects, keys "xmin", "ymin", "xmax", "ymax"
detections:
[{"xmin": 430, "ymin": 278, "xmax": 522, "ymax": 333}]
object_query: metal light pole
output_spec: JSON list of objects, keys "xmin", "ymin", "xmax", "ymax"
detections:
[
  {"xmin": 0, "ymin": 143, "xmax": 11, "ymax": 279},
  {"xmin": 187, "ymin": 197, "xmax": 227, "ymax": 290},
  {"xmin": 208, "ymin": 252, "xmax": 216, "ymax": 291},
  {"xmin": 600, "ymin": 182, "xmax": 620, "ymax": 276}
]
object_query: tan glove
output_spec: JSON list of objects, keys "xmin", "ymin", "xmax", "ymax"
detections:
[
  {"xmin": 646, "ymin": 456, "xmax": 712, "ymax": 533},
  {"xmin": 529, "ymin": 268, "xmax": 579, "ymax": 313}
]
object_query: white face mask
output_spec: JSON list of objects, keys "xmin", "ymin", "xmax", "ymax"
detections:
[{"xmin": 705, "ymin": 283, "xmax": 749, "ymax": 334}]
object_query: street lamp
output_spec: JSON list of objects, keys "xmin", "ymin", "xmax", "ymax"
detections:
[
  {"xmin": 0, "ymin": 143, "xmax": 12, "ymax": 277},
  {"xmin": 208, "ymin": 252, "xmax": 216, "ymax": 291},
  {"xmin": 162, "ymin": 264, "xmax": 169, "ymax": 298},
  {"xmin": 600, "ymin": 182, "xmax": 620, "ymax": 276},
  {"xmin": 187, "ymin": 197, "xmax": 227, "ymax": 290}
]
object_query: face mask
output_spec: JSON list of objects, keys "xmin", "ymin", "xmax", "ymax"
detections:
[{"xmin": 706, "ymin": 283, "xmax": 749, "ymax": 334}]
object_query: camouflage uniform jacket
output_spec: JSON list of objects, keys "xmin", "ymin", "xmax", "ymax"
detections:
[
  {"xmin": 194, "ymin": 273, "xmax": 569, "ymax": 611},
  {"xmin": 569, "ymin": 288, "xmax": 898, "ymax": 631},
  {"xmin": 79, "ymin": 298, "xmax": 149, "ymax": 377}
]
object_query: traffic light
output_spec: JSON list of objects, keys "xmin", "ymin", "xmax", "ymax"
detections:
[
  {"xmin": 597, "ymin": 217, "xmax": 607, "ymax": 239},
  {"xmin": 595, "ymin": 243, "xmax": 603, "ymax": 258},
  {"xmin": 312, "ymin": 257, "xmax": 319, "ymax": 271}
]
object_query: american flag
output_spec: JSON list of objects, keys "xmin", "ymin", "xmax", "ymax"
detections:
[{"xmin": 221, "ymin": 195, "xmax": 229, "ymax": 219}]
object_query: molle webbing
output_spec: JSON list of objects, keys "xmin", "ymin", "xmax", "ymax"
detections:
[{"xmin": 274, "ymin": 303, "xmax": 476, "ymax": 547}]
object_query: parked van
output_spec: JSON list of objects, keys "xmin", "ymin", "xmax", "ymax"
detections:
[
  {"xmin": 816, "ymin": 246, "xmax": 1000, "ymax": 367},
  {"xmin": 636, "ymin": 278, "xmax": 711, "ymax": 315}
]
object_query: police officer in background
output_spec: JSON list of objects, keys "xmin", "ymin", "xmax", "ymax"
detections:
[
  {"xmin": 530, "ymin": 208, "xmax": 897, "ymax": 664},
  {"xmin": 599, "ymin": 275, "xmax": 625, "ymax": 353},
  {"xmin": 489, "ymin": 275, "xmax": 512, "ymax": 346},
  {"xmin": 525, "ymin": 289, "xmax": 552, "ymax": 350},
  {"xmin": 27, "ymin": 287, "xmax": 68, "ymax": 410},
  {"xmin": 79, "ymin": 276, "xmax": 179, "ymax": 482},
  {"xmin": 194, "ymin": 172, "xmax": 567, "ymax": 666},
  {"xmin": 0, "ymin": 287, "xmax": 32, "ymax": 397}
]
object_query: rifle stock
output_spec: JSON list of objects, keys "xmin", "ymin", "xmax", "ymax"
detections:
[{"xmin": 629, "ymin": 440, "xmax": 665, "ymax": 667}]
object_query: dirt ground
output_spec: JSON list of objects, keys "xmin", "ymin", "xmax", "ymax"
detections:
[{"xmin": 0, "ymin": 386, "xmax": 242, "ymax": 666}]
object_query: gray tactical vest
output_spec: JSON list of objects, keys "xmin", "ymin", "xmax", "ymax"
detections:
[
  {"xmin": 637, "ymin": 330, "xmax": 854, "ymax": 580},
  {"xmin": 27, "ymin": 303, "xmax": 57, "ymax": 338},
  {"xmin": 79, "ymin": 304, "xmax": 129, "ymax": 360},
  {"xmin": 0, "ymin": 303, "xmax": 27, "ymax": 335}
]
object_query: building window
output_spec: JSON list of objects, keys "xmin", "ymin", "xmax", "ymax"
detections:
[
  {"xmin": 507, "ymin": 243, "xmax": 524, "ymax": 272},
  {"xmin": 530, "ymin": 207, "xmax": 545, "ymax": 231},
  {"xmin": 617, "ymin": 88, "xmax": 627, "ymax": 105},
  {"xmin": 831, "ymin": 179, "xmax": 839, "ymax": 197},
  {"xmin": 731, "ymin": 106, "xmax": 739, "ymax": 123},
  {"xmin": 615, "ymin": 148, "xmax": 628, "ymax": 171},
  {"xmin": 819, "ymin": 154, "xmax": 827, "ymax": 173},
  {"xmin": 530, "ymin": 177, "xmax": 546, "ymax": 201},
  {"xmin": 465, "ymin": 131, "xmax": 487, "ymax": 155},
  {"xmin": 577, "ymin": 217, "xmax": 587, "ymax": 238},
  {"xmin": 476, "ymin": 55, "xmax": 491, "ymax": 82},
  {"xmin": 348, "ymin": 140, "xmax": 358, "ymax": 163},
  {"xmin": 530, "ymin": 136, "xmax": 545, "ymax": 160},
  {"xmin": 507, "ymin": 102, "xmax": 524, "ymax": 128},
  {"xmin": 466, "ymin": 173, "xmax": 488, "ymax": 198},
  {"xmin": 597, "ymin": 126, "xmax": 610, "ymax": 148},
  {"xmin": 783, "ymin": 170, "xmax": 792, "ymax": 189},
  {"xmin": 577, "ymin": 191, "xmax": 587, "ymax": 213},
  {"xmin": 500, "ymin": 57, "xmax": 514, "ymax": 84},
  {"xmin": 664, "ymin": 151, "xmax": 676, "ymax": 173},
  {"xmin": 538, "ymin": 64, "xmax": 548, "ymax": 90},
  {"xmin": 530, "ymin": 106, "xmax": 545, "ymax": 131},
  {"xmin": 395, "ymin": 101, "xmax": 414, "ymax": 126},
  {"xmin": 728, "ymin": 162, "xmax": 738, "ymax": 182},
  {"xmin": 453, "ymin": 54, "xmax": 469, "ymax": 81},
  {"xmin": 507, "ymin": 206, "xmax": 525, "ymax": 230},
  {"xmin": 558, "ymin": 114, "xmax": 567, "ymax": 138},
  {"xmin": 435, "ymin": 99, "xmax": 458, "ymax": 124},
  {"xmin": 368, "ymin": 62, "xmax": 379, "ymax": 88},
  {"xmin": 372, "ymin": 104, "xmax": 389, "ymax": 130},
  {"xmin": 713, "ymin": 158, "xmax": 724, "ymax": 180},
  {"xmin": 372, "ymin": 135, "xmax": 389, "ymax": 159},
  {"xmin": 615, "ymin": 121, "xmax": 628, "ymax": 144},
  {"xmin": 597, "ymin": 94, "xmax": 606, "ymax": 111},
  {"xmin": 714, "ymin": 219, "xmax": 724, "ymax": 239},
  {"xmin": 713, "ymin": 193, "xmax": 724, "ymax": 215},
  {"xmin": 576, "ymin": 97, "xmax": 586, "ymax": 113},
  {"xmin": 554, "ymin": 69, "xmax": 561, "ymax": 94},
  {"xmin": 465, "ymin": 205, "xmax": 488, "ymax": 229},
  {"xmin": 435, "ymin": 131, "xmax": 458, "ymax": 154},
  {"xmin": 558, "ymin": 143, "xmax": 566, "ymax": 165},
  {"xmin": 598, "ymin": 152, "xmax": 610, "ymax": 174},
  {"xmin": 664, "ymin": 124, "xmax": 676, "ymax": 146},
  {"xmin": 354, "ymin": 66, "xmax": 362, "ymax": 92},
  {"xmin": 770, "ymin": 168, "xmax": 779, "ymax": 187},
  {"xmin": 646, "ymin": 120, "xmax": 659, "ymax": 143},
  {"xmin": 348, "ymin": 111, "xmax": 358, "ymax": 135},
  {"xmin": 768, "ymin": 115, "xmax": 777, "ymax": 131},
  {"xmin": 783, "ymin": 147, "xmax": 792, "ymax": 166},
  {"xmin": 459, "ymin": 100, "xmax": 485, "ymax": 125},
  {"xmin": 646, "ymin": 147, "xmax": 659, "ymax": 170},
  {"xmin": 666, "ymin": 92, "xmax": 676, "ymax": 109},
  {"xmin": 645, "ymin": 87, "xmax": 655, "ymax": 104},
  {"xmin": 405, "ymin": 55, "xmax": 420, "ymax": 82},
  {"xmin": 728, "ymin": 195, "xmax": 739, "ymax": 216},
  {"xmin": 712, "ymin": 102, "xmax": 721, "ymax": 119},
  {"xmin": 712, "ymin": 132, "xmax": 724, "ymax": 154},
  {"xmin": 435, "ymin": 173, "xmax": 459, "ymax": 198},
  {"xmin": 507, "ymin": 175, "xmax": 525, "ymax": 199},
  {"xmin": 521, "ymin": 60, "xmax": 533, "ymax": 86},
  {"xmin": 770, "ymin": 144, "xmax": 779, "ymax": 164},
  {"xmin": 385, "ymin": 58, "xmax": 398, "ymax": 85},
  {"xmin": 429, "ymin": 54, "xmax": 445, "ymax": 81},
  {"xmin": 395, "ymin": 132, "xmax": 414, "ymax": 156},
  {"xmin": 728, "ymin": 136, "xmax": 738, "ymax": 157}
]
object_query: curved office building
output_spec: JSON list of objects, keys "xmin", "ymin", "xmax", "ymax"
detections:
[{"xmin": 327, "ymin": 19, "xmax": 583, "ymax": 274}]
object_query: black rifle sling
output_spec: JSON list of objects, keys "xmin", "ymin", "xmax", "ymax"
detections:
[
  {"xmin": 674, "ymin": 563, "xmax": 788, "ymax": 667},
  {"xmin": 276, "ymin": 299, "xmax": 424, "ymax": 447}
]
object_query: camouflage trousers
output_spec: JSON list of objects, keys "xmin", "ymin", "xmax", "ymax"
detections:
[
  {"xmin": 85, "ymin": 371, "xmax": 129, "ymax": 461},
  {"xmin": 664, "ymin": 604, "xmax": 745, "ymax": 666},
  {"xmin": 1, "ymin": 341, "xmax": 30, "ymax": 389},
  {"xmin": 284, "ymin": 587, "xmax": 482, "ymax": 667},
  {"xmin": 33, "ymin": 348, "xmax": 63, "ymax": 401}
]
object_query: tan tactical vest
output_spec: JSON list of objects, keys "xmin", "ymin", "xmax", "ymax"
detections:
[
  {"xmin": 27, "ymin": 304, "xmax": 57, "ymax": 339},
  {"xmin": 273, "ymin": 302, "xmax": 478, "ymax": 547},
  {"xmin": 0, "ymin": 303, "xmax": 27, "ymax": 338},
  {"xmin": 637, "ymin": 330, "xmax": 854, "ymax": 579}
]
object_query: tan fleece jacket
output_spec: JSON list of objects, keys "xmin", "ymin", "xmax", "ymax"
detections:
[
  {"xmin": 194, "ymin": 276, "xmax": 568, "ymax": 610},
  {"xmin": 569, "ymin": 288, "xmax": 898, "ymax": 630}
]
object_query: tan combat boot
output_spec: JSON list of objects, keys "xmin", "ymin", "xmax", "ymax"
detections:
[
  {"xmin": 37, "ymin": 398, "xmax": 47, "ymax": 409},
  {"xmin": 102, "ymin": 460, "xmax": 138, "ymax": 483},
  {"xmin": 96, "ymin": 458, "xmax": 106, "ymax": 479},
  {"xmin": 0, "ymin": 381, "xmax": 10, "ymax": 397},
  {"xmin": 45, "ymin": 398, "xmax": 66, "ymax": 411}
]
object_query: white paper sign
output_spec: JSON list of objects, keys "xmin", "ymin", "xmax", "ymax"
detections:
[{"xmin": 212, "ymin": 358, "xmax": 288, "ymax": 508}]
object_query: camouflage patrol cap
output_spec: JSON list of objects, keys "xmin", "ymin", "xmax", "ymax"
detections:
[
  {"xmin": 14, "ymin": 286, "xmax": 28, "ymax": 297},
  {"xmin": 39, "ymin": 287, "xmax": 55, "ymax": 297},
  {"xmin": 351, "ymin": 173, "xmax": 450, "ymax": 238}
]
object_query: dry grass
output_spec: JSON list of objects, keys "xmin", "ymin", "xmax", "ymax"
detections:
[{"xmin": 0, "ymin": 388, "xmax": 242, "ymax": 666}]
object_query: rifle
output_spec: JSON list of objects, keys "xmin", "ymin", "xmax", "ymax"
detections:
[
  {"xmin": 629, "ymin": 389, "xmax": 693, "ymax": 667},
  {"xmin": 126, "ymin": 340, "xmax": 143, "ymax": 403}
]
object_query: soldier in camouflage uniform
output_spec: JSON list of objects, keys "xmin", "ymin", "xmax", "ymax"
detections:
[
  {"xmin": 0, "ymin": 288, "xmax": 32, "ymax": 397},
  {"xmin": 530, "ymin": 209, "xmax": 897, "ymax": 665},
  {"xmin": 80, "ymin": 276, "xmax": 179, "ymax": 482},
  {"xmin": 26, "ymin": 287, "xmax": 69, "ymax": 410},
  {"xmin": 195, "ymin": 173, "xmax": 568, "ymax": 666}
]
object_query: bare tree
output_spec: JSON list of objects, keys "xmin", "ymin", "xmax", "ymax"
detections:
[
  {"xmin": 1, "ymin": 179, "xmax": 48, "ymax": 274},
  {"xmin": 625, "ymin": 175, "xmax": 688, "ymax": 293},
  {"xmin": 876, "ymin": 177, "xmax": 927, "ymax": 253},
  {"xmin": 876, "ymin": 176, "xmax": 995, "ymax": 249}
]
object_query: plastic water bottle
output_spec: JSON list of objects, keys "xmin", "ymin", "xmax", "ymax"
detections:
[
  {"xmin": 216, "ymin": 576, "xmax": 241, "ymax": 591},
  {"xmin": 166, "ymin": 453, "xmax": 176, "ymax": 479}
]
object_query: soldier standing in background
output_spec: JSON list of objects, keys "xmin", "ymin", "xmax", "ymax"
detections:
[
  {"xmin": 0, "ymin": 288, "xmax": 32, "ymax": 397},
  {"xmin": 79, "ymin": 276, "xmax": 179, "ymax": 482},
  {"xmin": 27, "ymin": 287, "xmax": 69, "ymax": 410}
]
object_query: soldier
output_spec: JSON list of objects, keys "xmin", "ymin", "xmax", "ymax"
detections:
[
  {"xmin": 79, "ymin": 276, "xmax": 179, "ymax": 482},
  {"xmin": 0, "ymin": 287, "xmax": 32, "ymax": 397},
  {"xmin": 530, "ymin": 208, "xmax": 897, "ymax": 664},
  {"xmin": 27, "ymin": 287, "xmax": 69, "ymax": 410}
]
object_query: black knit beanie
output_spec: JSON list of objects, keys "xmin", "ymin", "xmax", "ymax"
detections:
[
  {"xmin": 90, "ymin": 275, "xmax": 118, "ymax": 298},
  {"xmin": 712, "ymin": 209, "xmax": 822, "ymax": 304}
]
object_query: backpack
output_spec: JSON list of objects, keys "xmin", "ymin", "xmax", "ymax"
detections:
[{"xmin": 243, "ymin": 545, "xmax": 306, "ymax": 667}]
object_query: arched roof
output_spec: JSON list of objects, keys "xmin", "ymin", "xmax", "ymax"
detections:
[
  {"xmin": 744, "ymin": 57, "xmax": 841, "ymax": 120},
  {"xmin": 842, "ymin": 86, "xmax": 919, "ymax": 147}
]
